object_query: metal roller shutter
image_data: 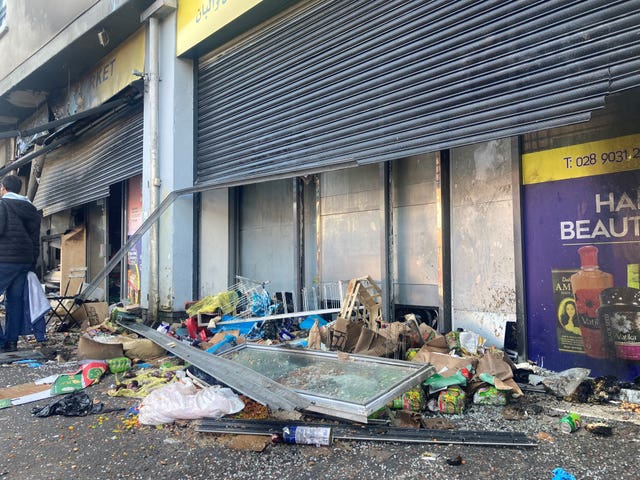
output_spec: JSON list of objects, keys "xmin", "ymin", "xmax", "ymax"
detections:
[
  {"xmin": 197, "ymin": 0, "xmax": 640, "ymax": 185},
  {"xmin": 34, "ymin": 104, "xmax": 143, "ymax": 216}
]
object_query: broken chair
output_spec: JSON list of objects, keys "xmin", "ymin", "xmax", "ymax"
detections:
[{"xmin": 46, "ymin": 267, "xmax": 87, "ymax": 328}]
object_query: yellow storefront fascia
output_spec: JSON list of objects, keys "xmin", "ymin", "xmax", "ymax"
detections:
[
  {"xmin": 73, "ymin": 27, "xmax": 146, "ymax": 111},
  {"xmin": 522, "ymin": 133, "xmax": 640, "ymax": 184},
  {"xmin": 177, "ymin": 0, "xmax": 264, "ymax": 56}
]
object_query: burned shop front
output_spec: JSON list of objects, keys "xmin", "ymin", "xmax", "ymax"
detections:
[
  {"xmin": 179, "ymin": 0, "xmax": 640, "ymax": 376},
  {"xmin": 30, "ymin": 28, "xmax": 147, "ymax": 306}
]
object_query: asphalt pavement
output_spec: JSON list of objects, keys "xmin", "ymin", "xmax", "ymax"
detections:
[{"xmin": 0, "ymin": 339, "xmax": 639, "ymax": 480}]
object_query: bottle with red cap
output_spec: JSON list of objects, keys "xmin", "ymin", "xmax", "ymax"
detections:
[{"xmin": 570, "ymin": 245, "xmax": 613, "ymax": 358}]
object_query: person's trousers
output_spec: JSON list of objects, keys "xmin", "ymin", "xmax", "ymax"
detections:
[{"xmin": 0, "ymin": 263, "xmax": 31, "ymax": 346}]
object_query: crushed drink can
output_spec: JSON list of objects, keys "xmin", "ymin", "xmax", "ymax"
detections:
[
  {"xmin": 282, "ymin": 426, "xmax": 332, "ymax": 446},
  {"xmin": 559, "ymin": 413, "xmax": 582, "ymax": 433}
]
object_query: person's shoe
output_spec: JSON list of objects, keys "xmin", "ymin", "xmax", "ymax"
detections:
[{"xmin": 0, "ymin": 342, "xmax": 17, "ymax": 353}]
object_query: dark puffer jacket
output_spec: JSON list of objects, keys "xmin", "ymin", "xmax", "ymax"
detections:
[{"xmin": 0, "ymin": 198, "xmax": 42, "ymax": 266}]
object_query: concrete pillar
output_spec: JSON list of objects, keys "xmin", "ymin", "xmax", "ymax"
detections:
[{"xmin": 141, "ymin": 10, "xmax": 194, "ymax": 320}]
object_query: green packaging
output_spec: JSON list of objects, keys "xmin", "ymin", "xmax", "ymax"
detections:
[
  {"xmin": 437, "ymin": 386, "xmax": 466, "ymax": 414},
  {"xmin": 472, "ymin": 386, "xmax": 508, "ymax": 405},
  {"xmin": 106, "ymin": 357, "xmax": 132, "ymax": 374}
]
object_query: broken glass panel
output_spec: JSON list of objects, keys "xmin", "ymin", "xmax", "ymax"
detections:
[{"xmin": 222, "ymin": 344, "xmax": 434, "ymax": 423}]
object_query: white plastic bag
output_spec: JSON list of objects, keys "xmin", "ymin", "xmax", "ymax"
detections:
[
  {"xmin": 542, "ymin": 367, "xmax": 591, "ymax": 397},
  {"xmin": 138, "ymin": 379, "xmax": 245, "ymax": 425},
  {"xmin": 459, "ymin": 331, "xmax": 481, "ymax": 355}
]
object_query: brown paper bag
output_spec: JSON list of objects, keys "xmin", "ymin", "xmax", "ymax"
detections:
[
  {"xmin": 476, "ymin": 350, "xmax": 513, "ymax": 381},
  {"xmin": 411, "ymin": 349, "xmax": 478, "ymax": 376},
  {"xmin": 307, "ymin": 320, "xmax": 322, "ymax": 350}
]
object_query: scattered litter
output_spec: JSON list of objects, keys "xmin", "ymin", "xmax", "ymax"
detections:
[
  {"xmin": 105, "ymin": 357, "xmax": 132, "ymax": 374},
  {"xmin": 445, "ymin": 455, "xmax": 465, "ymax": 466},
  {"xmin": 282, "ymin": 425, "xmax": 332, "ymax": 446},
  {"xmin": 137, "ymin": 377, "xmax": 244, "ymax": 425},
  {"xmin": 33, "ymin": 374, "xmax": 59, "ymax": 385},
  {"xmin": 388, "ymin": 386, "xmax": 426, "ymax": 412},
  {"xmin": 12, "ymin": 359, "xmax": 43, "ymax": 368},
  {"xmin": 551, "ymin": 467, "xmax": 576, "ymax": 480},
  {"xmin": 10, "ymin": 388, "xmax": 53, "ymax": 406},
  {"xmin": 565, "ymin": 375, "xmax": 621, "ymax": 403},
  {"xmin": 542, "ymin": 368, "xmax": 590, "ymax": 397},
  {"xmin": 585, "ymin": 423, "xmax": 613, "ymax": 436},
  {"xmin": 620, "ymin": 401, "xmax": 640, "ymax": 415},
  {"xmin": 619, "ymin": 388, "xmax": 640, "ymax": 405},
  {"xmin": 31, "ymin": 391, "xmax": 104, "ymax": 417},
  {"xmin": 420, "ymin": 452, "xmax": 439, "ymax": 462},
  {"xmin": 50, "ymin": 360, "xmax": 108, "ymax": 394},
  {"xmin": 299, "ymin": 315, "xmax": 328, "ymax": 330},
  {"xmin": 107, "ymin": 364, "xmax": 184, "ymax": 398},
  {"xmin": 474, "ymin": 386, "xmax": 508, "ymax": 405},
  {"xmin": 528, "ymin": 374, "xmax": 545, "ymax": 386},
  {"xmin": 559, "ymin": 412, "xmax": 582, "ymax": 433},
  {"xmin": 437, "ymin": 386, "xmax": 466, "ymax": 414},
  {"xmin": 423, "ymin": 371, "xmax": 467, "ymax": 394},
  {"xmin": 536, "ymin": 431, "xmax": 554, "ymax": 443},
  {"xmin": 389, "ymin": 409, "xmax": 422, "ymax": 428}
]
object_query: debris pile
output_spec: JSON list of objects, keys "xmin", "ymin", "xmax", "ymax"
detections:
[{"xmin": 2, "ymin": 274, "xmax": 639, "ymax": 461}]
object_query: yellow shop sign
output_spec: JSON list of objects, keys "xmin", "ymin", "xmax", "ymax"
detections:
[
  {"xmin": 177, "ymin": 0, "xmax": 265, "ymax": 56},
  {"xmin": 522, "ymin": 133, "xmax": 640, "ymax": 185}
]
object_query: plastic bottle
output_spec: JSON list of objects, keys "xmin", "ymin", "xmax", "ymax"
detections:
[
  {"xmin": 598, "ymin": 286, "xmax": 640, "ymax": 360},
  {"xmin": 570, "ymin": 246, "xmax": 613, "ymax": 358},
  {"xmin": 282, "ymin": 426, "xmax": 332, "ymax": 446}
]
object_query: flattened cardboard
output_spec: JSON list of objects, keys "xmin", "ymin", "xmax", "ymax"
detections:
[{"xmin": 0, "ymin": 382, "xmax": 51, "ymax": 401}]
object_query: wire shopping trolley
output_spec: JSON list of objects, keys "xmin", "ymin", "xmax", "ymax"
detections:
[{"xmin": 187, "ymin": 276, "xmax": 271, "ymax": 327}]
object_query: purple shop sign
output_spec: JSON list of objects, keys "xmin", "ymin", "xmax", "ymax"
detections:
[{"xmin": 523, "ymin": 170, "xmax": 640, "ymax": 380}]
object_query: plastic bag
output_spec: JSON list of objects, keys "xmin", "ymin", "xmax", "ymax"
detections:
[
  {"xmin": 137, "ymin": 379, "xmax": 245, "ymax": 425},
  {"xmin": 251, "ymin": 289, "xmax": 272, "ymax": 317},
  {"xmin": 459, "ymin": 331, "xmax": 484, "ymax": 355},
  {"xmin": 542, "ymin": 368, "xmax": 590, "ymax": 397},
  {"xmin": 32, "ymin": 391, "xmax": 104, "ymax": 417}
]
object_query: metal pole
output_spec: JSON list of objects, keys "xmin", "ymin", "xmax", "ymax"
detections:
[
  {"xmin": 148, "ymin": 16, "xmax": 160, "ymax": 322},
  {"xmin": 379, "ymin": 161, "xmax": 392, "ymax": 322},
  {"xmin": 293, "ymin": 178, "xmax": 303, "ymax": 311},
  {"xmin": 513, "ymin": 136, "xmax": 528, "ymax": 362},
  {"xmin": 437, "ymin": 150, "xmax": 452, "ymax": 332}
]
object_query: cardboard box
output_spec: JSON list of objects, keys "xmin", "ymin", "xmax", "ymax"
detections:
[
  {"xmin": 60, "ymin": 226, "xmax": 86, "ymax": 295},
  {"xmin": 73, "ymin": 302, "xmax": 109, "ymax": 329}
]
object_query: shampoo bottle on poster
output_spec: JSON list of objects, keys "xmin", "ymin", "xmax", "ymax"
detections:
[{"xmin": 570, "ymin": 245, "xmax": 613, "ymax": 359}]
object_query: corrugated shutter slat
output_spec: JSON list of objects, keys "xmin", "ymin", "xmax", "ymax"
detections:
[
  {"xmin": 34, "ymin": 105, "xmax": 143, "ymax": 216},
  {"xmin": 197, "ymin": 0, "xmax": 640, "ymax": 185}
]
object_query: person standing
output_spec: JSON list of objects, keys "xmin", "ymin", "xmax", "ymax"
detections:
[{"xmin": 0, "ymin": 174, "xmax": 42, "ymax": 352}]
